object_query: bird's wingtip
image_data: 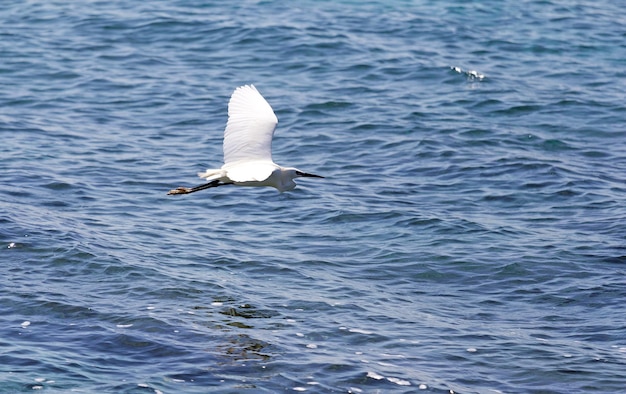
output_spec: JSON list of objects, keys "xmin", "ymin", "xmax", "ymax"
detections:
[{"xmin": 236, "ymin": 83, "xmax": 255, "ymax": 90}]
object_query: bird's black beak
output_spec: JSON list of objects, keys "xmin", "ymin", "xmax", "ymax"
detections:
[{"xmin": 296, "ymin": 171, "xmax": 324, "ymax": 178}]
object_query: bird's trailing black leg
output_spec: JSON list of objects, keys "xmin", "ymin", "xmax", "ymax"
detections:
[{"xmin": 167, "ymin": 180, "xmax": 232, "ymax": 195}]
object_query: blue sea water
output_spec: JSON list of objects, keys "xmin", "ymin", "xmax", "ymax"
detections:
[{"xmin": 1, "ymin": 0, "xmax": 625, "ymax": 392}]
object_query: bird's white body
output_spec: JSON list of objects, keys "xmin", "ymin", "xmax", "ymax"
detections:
[
  {"xmin": 168, "ymin": 85, "xmax": 322, "ymax": 195},
  {"xmin": 198, "ymin": 161, "xmax": 300, "ymax": 192}
]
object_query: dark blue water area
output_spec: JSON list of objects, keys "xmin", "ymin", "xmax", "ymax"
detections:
[{"xmin": 1, "ymin": 0, "xmax": 625, "ymax": 393}]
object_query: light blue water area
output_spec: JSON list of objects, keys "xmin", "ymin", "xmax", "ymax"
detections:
[{"xmin": 1, "ymin": 0, "xmax": 625, "ymax": 392}]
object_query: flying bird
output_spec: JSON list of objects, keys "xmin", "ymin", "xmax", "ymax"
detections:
[{"xmin": 168, "ymin": 84, "xmax": 323, "ymax": 195}]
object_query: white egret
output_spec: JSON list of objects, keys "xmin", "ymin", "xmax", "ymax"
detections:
[{"xmin": 168, "ymin": 84, "xmax": 323, "ymax": 195}]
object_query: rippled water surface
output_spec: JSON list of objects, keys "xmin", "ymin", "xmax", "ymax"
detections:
[{"xmin": 1, "ymin": 1, "xmax": 625, "ymax": 393}]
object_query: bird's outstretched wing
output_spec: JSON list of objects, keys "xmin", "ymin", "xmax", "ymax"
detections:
[{"xmin": 223, "ymin": 85, "xmax": 278, "ymax": 165}]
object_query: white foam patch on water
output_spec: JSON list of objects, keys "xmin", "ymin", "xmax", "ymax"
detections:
[
  {"xmin": 366, "ymin": 371, "xmax": 384, "ymax": 380},
  {"xmin": 366, "ymin": 371, "xmax": 411, "ymax": 386},
  {"xmin": 451, "ymin": 65, "xmax": 485, "ymax": 80},
  {"xmin": 380, "ymin": 353, "xmax": 405, "ymax": 358},
  {"xmin": 31, "ymin": 377, "xmax": 48, "ymax": 390},
  {"xmin": 387, "ymin": 377, "xmax": 411, "ymax": 386},
  {"xmin": 348, "ymin": 328, "xmax": 373, "ymax": 335}
]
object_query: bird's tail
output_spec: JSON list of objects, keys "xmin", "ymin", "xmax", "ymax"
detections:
[{"xmin": 197, "ymin": 169, "xmax": 226, "ymax": 181}]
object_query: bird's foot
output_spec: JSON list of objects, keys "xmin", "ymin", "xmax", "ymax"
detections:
[{"xmin": 167, "ymin": 187, "xmax": 191, "ymax": 195}]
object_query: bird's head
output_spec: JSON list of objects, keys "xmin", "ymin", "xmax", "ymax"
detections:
[{"xmin": 276, "ymin": 167, "xmax": 324, "ymax": 192}]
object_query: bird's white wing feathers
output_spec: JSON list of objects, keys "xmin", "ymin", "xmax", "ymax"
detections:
[
  {"xmin": 224, "ymin": 161, "xmax": 278, "ymax": 183},
  {"xmin": 223, "ymin": 85, "xmax": 278, "ymax": 165}
]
